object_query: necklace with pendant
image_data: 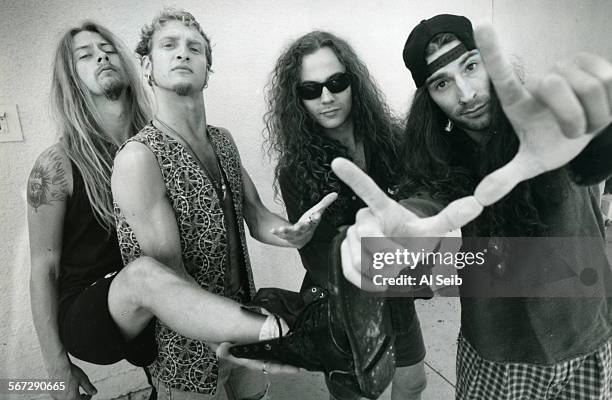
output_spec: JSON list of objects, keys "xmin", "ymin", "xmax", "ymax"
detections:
[{"xmin": 153, "ymin": 117, "xmax": 227, "ymax": 201}]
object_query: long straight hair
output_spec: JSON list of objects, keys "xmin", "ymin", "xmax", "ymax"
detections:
[{"xmin": 51, "ymin": 22, "xmax": 150, "ymax": 232}]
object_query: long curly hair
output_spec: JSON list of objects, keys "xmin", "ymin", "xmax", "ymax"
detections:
[
  {"xmin": 264, "ymin": 31, "xmax": 402, "ymax": 218},
  {"xmin": 52, "ymin": 22, "xmax": 150, "ymax": 232},
  {"xmin": 399, "ymin": 34, "xmax": 567, "ymax": 236}
]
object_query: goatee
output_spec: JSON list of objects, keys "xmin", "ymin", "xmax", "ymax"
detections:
[
  {"xmin": 102, "ymin": 80, "xmax": 125, "ymax": 101},
  {"xmin": 174, "ymin": 83, "xmax": 194, "ymax": 96}
]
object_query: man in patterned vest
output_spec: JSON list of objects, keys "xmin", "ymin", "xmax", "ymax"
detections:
[{"xmin": 111, "ymin": 8, "xmax": 337, "ymax": 400}]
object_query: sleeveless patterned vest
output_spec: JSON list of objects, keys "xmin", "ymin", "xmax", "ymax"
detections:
[{"xmin": 114, "ymin": 124, "xmax": 256, "ymax": 394}]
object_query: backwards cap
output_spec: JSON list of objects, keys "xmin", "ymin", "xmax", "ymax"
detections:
[{"xmin": 402, "ymin": 14, "xmax": 476, "ymax": 87}]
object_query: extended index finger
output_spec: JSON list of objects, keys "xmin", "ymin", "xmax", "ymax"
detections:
[
  {"xmin": 302, "ymin": 192, "xmax": 338, "ymax": 219},
  {"xmin": 475, "ymin": 24, "xmax": 526, "ymax": 107},
  {"xmin": 331, "ymin": 158, "xmax": 393, "ymax": 214}
]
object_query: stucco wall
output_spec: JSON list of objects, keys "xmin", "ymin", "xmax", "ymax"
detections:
[{"xmin": 1, "ymin": 0, "xmax": 611, "ymax": 399}]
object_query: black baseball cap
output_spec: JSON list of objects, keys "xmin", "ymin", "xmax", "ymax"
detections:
[{"xmin": 403, "ymin": 14, "xmax": 476, "ymax": 87}]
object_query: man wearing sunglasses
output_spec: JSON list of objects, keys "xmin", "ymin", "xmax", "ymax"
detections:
[
  {"xmin": 264, "ymin": 31, "xmax": 427, "ymax": 400},
  {"xmin": 332, "ymin": 14, "xmax": 612, "ymax": 400}
]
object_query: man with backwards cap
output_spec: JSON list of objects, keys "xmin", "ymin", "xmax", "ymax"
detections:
[{"xmin": 331, "ymin": 14, "xmax": 612, "ymax": 400}]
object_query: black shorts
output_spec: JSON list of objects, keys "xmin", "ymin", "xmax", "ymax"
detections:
[
  {"xmin": 395, "ymin": 325, "xmax": 426, "ymax": 367},
  {"xmin": 59, "ymin": 272, "xmax": 157, "ymax": 367},
  {"xmin": 394, "ymin": 301, "xmax": 426, "ymax": 367}
]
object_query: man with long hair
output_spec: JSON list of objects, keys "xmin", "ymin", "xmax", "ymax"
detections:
[
  {"xmin": 28, "ymin": 22, "xmax": 152, "ymax": 400},
  {"xmin": 111, "ymin": 9, "xmax": 333, "ymax": 400},
  {"xmin": 265, "ymin": 31, "xmax": 427, "ymax": 400},
  {"xmin": 332, "ymin": 14, "xmax": 612, "ymax": 400}
]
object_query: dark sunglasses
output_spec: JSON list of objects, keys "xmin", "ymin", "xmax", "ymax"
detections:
[{"xmin": 297, "ymin": 72, "xmax": 351, "ymax": 100}]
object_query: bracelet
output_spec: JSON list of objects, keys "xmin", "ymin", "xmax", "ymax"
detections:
[{"xmin": 273, "ymin": 314, "xmax": 283, "ymax": 343}]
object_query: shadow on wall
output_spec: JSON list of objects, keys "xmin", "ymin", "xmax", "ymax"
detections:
[{"xmin": 2, "ymin": 190, "xmax": 36, "ymax": 378}]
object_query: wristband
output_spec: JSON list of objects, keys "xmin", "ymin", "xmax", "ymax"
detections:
[{"xmin": 258, "ymin": 315, "xmax": 284, "ymax": 341}]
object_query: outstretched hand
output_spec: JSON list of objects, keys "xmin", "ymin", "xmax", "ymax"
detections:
[
  {"xmin": 473, "ymin": 25, "xmax": 612, "ymax": 205},
  {"xmin": 331, "ymin": 158, "xmax": 482, "ymax": 291},
  {"xmin": 271, "ymin": 192, "xmax": 337, "ymax": 248}
]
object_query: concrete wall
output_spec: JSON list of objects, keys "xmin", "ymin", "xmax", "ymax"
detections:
[{"xmin": 1, "ymin": 0, "xmax": 611, "ymax": 398}]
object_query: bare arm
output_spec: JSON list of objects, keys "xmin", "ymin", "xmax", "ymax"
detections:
[
  {"xmin": 241, "ymin": 166, "xmax": 296, "ymax": 247},
  {"xmin": 111, "ymin": 142, "xmax": 184, "ymax": 272},
  {"xmin": 28, "ymin": 145, "xmax": 96, "ymax": 400},
  {"xmin": 216, "ymin": 128, "xmax": 335, "ymax": 248},
  {"xmin": 242, "ymin": 166, "xmax": 337, "ymax": 248}
]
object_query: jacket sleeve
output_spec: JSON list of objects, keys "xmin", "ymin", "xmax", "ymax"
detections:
[
  {"xmin": 568, "ymin": 123, "xmax": 612, "ymax": 185},
  {"xmin": 278, "ymin": 170, "xmax": 339, "ymax": 287},
  {"xmin": 278, "ymin": 170, "xmax": 303, "ymax": 224}
]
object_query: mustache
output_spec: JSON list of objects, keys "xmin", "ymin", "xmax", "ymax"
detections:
[
  {"xmin": 459, "ymin": 98, "xmax": 489, "ymax": 115},
  {"xmin": 96, "ymin": 64, "xmax": 117, "ymax": 77}
]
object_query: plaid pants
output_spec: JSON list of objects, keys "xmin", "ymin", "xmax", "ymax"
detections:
[{"xmin": 456, "ymin": 334, "xmax": 612, "ymax": 400}]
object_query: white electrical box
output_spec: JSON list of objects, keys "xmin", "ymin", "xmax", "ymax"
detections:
[{"xmin": 0, "ymin": 104, "xmax": 24, "ymax": 142}]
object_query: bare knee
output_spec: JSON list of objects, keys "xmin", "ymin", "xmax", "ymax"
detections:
[
  {"xmin": 108, "ymin": 256, "xmax": 173, "ymax": 339},
  {"xmin": 392, "ymin": 362, "xmax": 427, "ymax": 399},
  {"xmin": 114, "ymin": 256, "xmax": 177, "ymax": 303}
]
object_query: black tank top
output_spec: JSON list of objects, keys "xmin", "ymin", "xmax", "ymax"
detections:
[{"xmin": 58, "ymin": 162, "xmax": 123, "ymax": 318}]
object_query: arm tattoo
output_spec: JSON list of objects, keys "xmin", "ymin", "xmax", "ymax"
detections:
[{"xmin": 27, "ymin": 149, "xmax": 69, "ymax": 212}]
